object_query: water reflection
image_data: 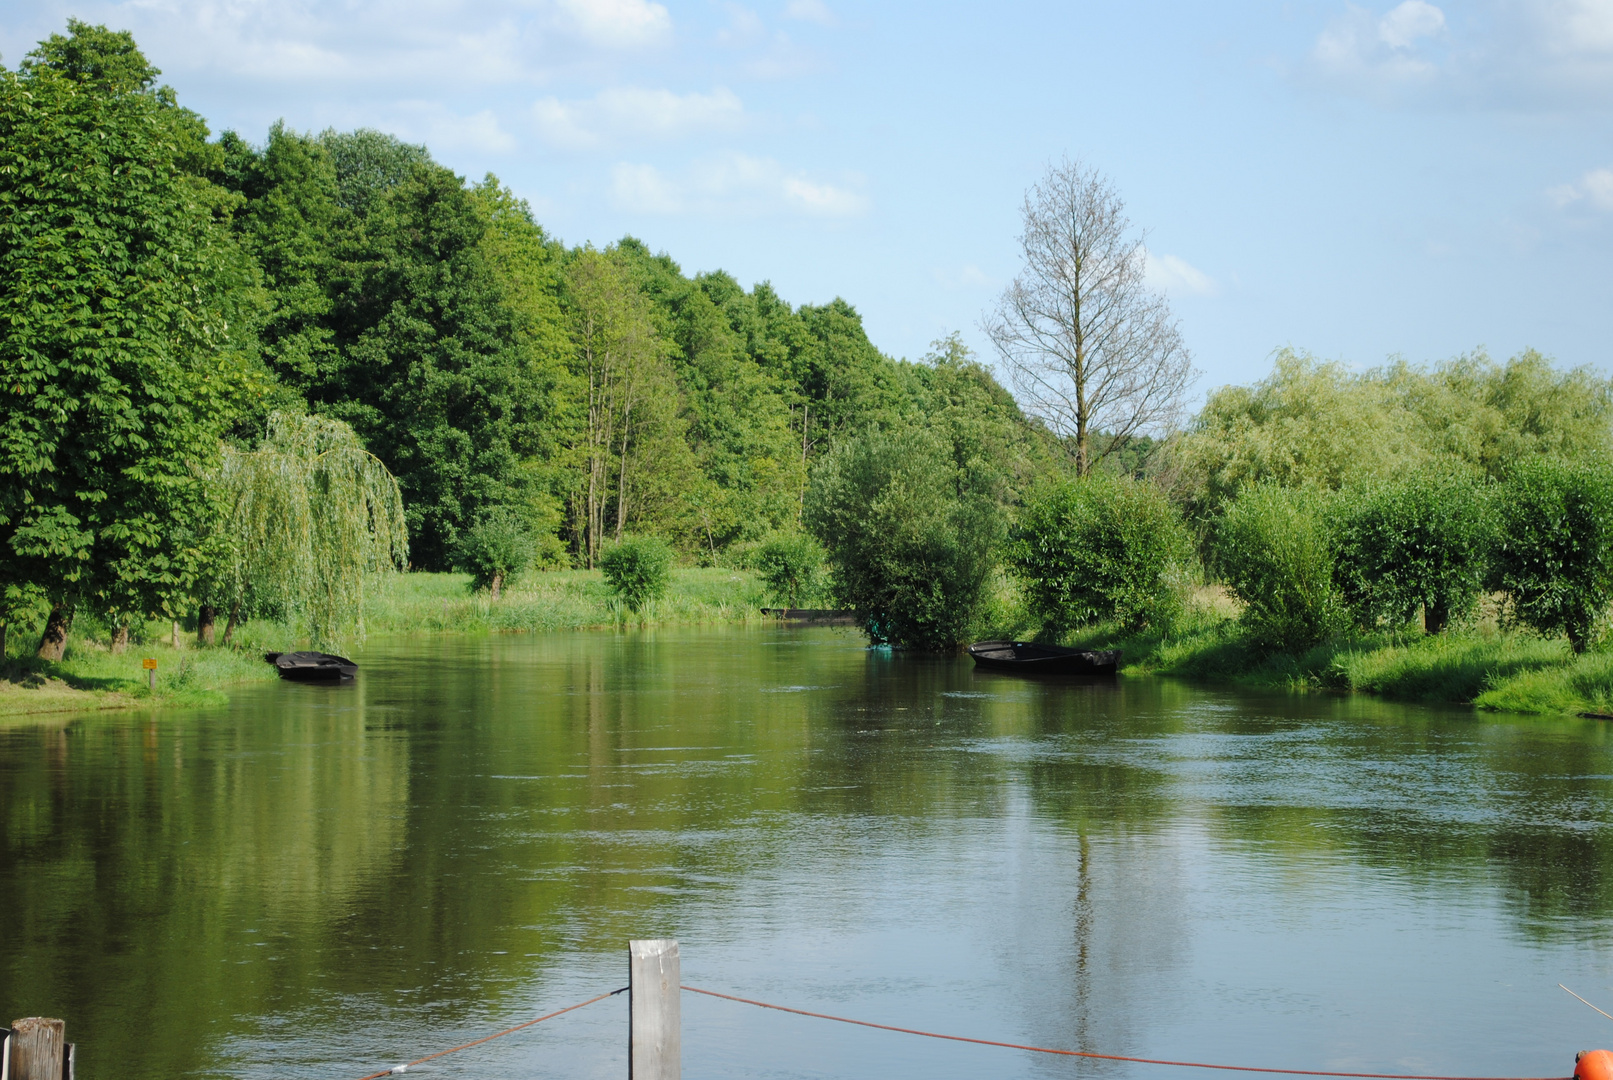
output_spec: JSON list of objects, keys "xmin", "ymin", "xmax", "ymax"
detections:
[{"xmin": 2, "ymin": 627, "xmax": 1612, "ymax": 1079}]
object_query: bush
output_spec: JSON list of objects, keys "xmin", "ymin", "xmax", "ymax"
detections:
[
  {"xmin": 600, "ymin": 535, "xmax": 674, "ymax": 613},
  {"xmin": 1331, "ymin": 468, "xmax": 1493, "ymax": 634},
  {"xmin": 1491, "ymin": 457, "xmax": 1613, "ymax": 653},
  {"xmin": 1008, "ymin": 474, "xmax": 1192, "ymax": 636},
  {"xmin": 1214, "ymin": 484, "xmax": 1343, "ymax": 650},
  {"xmin": 804, "ymin": 426, "xmax": 1002, "ymax": 650},
  {"xmin": 454, "ymin": 508, "xmax": 535, "ymax": 597},
  {"xmin": 752, "ymin": 532, "xmax": 826, "ymax": 608}
]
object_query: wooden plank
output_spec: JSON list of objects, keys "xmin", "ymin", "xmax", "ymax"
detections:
[
  {"xmin": 8, "ymin": 1018, "xmax": 64, "ymax": 1080},
  {"xmin": 629, "ymin": 939, "xmax": 680, "ymax": 1080}
]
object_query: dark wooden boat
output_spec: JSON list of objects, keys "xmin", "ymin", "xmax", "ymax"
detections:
[
  {"xmin": 265, "ymin": 651, "xmax": 357, "ymax": 681},
  {"xmin": 967, "ymin": 640, "xmax": 1121, "ymax": 674},
  {"xmin": 760, "ymin": 608, "xmax": 858, "ymax": 626}
]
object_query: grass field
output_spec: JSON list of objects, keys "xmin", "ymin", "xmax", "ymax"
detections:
[{"xmin": 0, "ymin": 568, "xmax": 770, "ymax": 718}]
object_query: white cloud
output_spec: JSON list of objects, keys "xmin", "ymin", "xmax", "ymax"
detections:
[
  {"xmin": 1312, "ymin": 2, "xmax": 1446, "ymax": 91},
  {"xmin": 1, "ymin": 0, "xmax": 674, "ymax": 96},
  {"xmin": 1306, "ymin": 0, "xmax": 1613, "ymax": 108},
  {"xmin": 554, "ymin": 0, "xmax": 672, "ymax": 48},
  {"xmin": 610, "ymin": 153, "xmax": 868, "ymax": 217},
  {"xmin": 390, "ymin": 104, "xmax": 517, "ymax": 154},
  {"xmin": 1535, "ymin": 0, "xmax": 1613, "ymax": 55},
  {"xmin": 1143, "ymin": 250, "xmax": 1218, "ymax": 298},
  {"xmin": 533, "ymin": 87, "xmax": 746, "ymax": 149},
  {"xmin": 1548, "ymin": 165, "xmax": 1613, "ymax": 210},
  {"xmin": 784, "ymin": 0, "xmax": 838, "ymax": 28},
  {"xmin": 611, "ymin": 163, "xmax": 685, "ymax": 213},
  {"xmin": 1378, "ymin": 0, "xmax": 1446, "ymax": 48},
  {"xmin": 931, "ymin": 264, "xmax": 991, "ymax": 290}
]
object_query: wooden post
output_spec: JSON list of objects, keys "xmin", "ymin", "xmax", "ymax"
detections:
[
  {"xmin": 629, "ymin": 939, "xmax": 679, "ymax": 1080},
  {"xmin": 8, "ymin": 1018, "xmax": 64, "ymax": 1080}
]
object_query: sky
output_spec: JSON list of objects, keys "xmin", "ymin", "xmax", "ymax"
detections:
[{"xmin": 1, "ymin": 0, "xmax": 1610, "ymax": 398}]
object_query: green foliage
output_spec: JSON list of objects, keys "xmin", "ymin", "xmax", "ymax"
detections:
[
  {"xmin": 316, "ymin": 127, "xmax": 433, "ymax": 215},
  {"xmin": 1215, "ymin": 484, "xmax": 1343, "ymax": 650},
  {"xmin": 1490, "ymin": 457, "xmax": 1613, "ymax": 653},
  {"xmin": 752, "ymin": 532, "xmax": 826, "ymax": 607},
  {"xmin": 327, "ymin": 162, "xmax": 551, "ymax": 569},
  {"xmin": 1332, "ymin": 468, "xmax": 1493, "ymax": 634},
  {"xmin": 1009, "ymin": 474, "xmax": 1192, "ymax": 636},
  {"xmin": 0, "ymin": 21, "xmax": 262, "ymax": 631},
  {"xmin": 215, "ymin": 412, "xmax": 407, "ymax": 646},
  {"xmin": 454, "ymin": 508, "xmax": 535, "ymax": 594},
  {"xmin": 805, "ymin": 426, "xmax": 1003, "ymax": 650},
  {"xmin": 1173, "ymin": 349, "xmax": 1613, "ymax": 521},
  {"xmin": 600, "ymin": 535, "xmax": 674, "ymax": 613}
]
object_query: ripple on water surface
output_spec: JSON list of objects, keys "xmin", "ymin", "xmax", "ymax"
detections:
[{"xmin": 2, "ymin": 626, "xmax": 1612, "ymax": 1080}]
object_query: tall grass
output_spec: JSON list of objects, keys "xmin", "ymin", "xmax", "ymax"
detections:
[{"xmin": 361, "ymin": 567, "xmax": 768, "ymax": 635}]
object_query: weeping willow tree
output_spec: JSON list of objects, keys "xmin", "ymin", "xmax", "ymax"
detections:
[{"xmin": 212, "ymin": 412, "xmax": 408, "ymax": 647}]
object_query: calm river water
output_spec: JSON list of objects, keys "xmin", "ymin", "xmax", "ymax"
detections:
[{"xmin": 4, "ymin": 626, "xmax": 1613, "ymax": 1079}]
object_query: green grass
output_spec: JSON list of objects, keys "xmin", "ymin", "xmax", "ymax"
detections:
[
  {"xmin": 0, "ymin": 568, "xmax": 771, "ymax": 717},
  {"xmin": 360, "ymin": 567, "xmax": 769, "ymax": 635},
  {"xmin": 1017, "ymin": 596, "xmax": 1613, "ymax": 717},
  {"xmin": 0, "ymin": 638, "xmax": 277, "ymax": 719}
]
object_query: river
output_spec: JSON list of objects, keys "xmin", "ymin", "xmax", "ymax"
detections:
[{"xmin": 3, "ymin": 626, "xmax": 1612, "ymax": 1079}]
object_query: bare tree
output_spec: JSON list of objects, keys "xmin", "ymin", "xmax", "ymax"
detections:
[{"xmin": 985, "ymin": 158, "xmax": 1196, "ymax": 475}]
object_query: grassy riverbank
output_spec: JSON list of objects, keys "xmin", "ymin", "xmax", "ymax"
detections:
[
  {"xmin": 1045, "ymin": 600, "xmax": 1613, "ymax": 716},
  {"xmin": 0, "ymin": 568, "xmax": 769, "ymax": 717}
]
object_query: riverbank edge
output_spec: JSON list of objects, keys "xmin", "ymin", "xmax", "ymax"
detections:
[
  {"xmin": 0, "ymin": 568, "xmax": 773, "ymax": 719},
  {"xmin": 1055, "ymin": 610, "xmax": 1613, "ymax": 717}
]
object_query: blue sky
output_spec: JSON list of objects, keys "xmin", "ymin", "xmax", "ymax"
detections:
[{"xmin": 2, "ymin": 0, "xmax": 1610, "ymax": 397}]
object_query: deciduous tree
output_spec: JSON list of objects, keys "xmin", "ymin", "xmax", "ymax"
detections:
[{"xmin": 986, "ymin": 158, "xmax": 1195, "ymax": 475}]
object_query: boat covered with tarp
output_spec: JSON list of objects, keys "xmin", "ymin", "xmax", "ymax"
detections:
[
  {"xmin": 265, "ymin": 651, "xmax": 358, "ymax": 681},
  {"xmin": 966, "ymin": 640, "xmax": 1120, "ymax": 675}
]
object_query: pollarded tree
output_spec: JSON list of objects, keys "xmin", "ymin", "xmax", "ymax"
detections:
[
  {"xmin": 805, "ymin": 425, "xmax": 1003, "ymax": 650},
  {"xmin": 0, "ymin": 22, "xmax": 262, "ymax": 660},
  {"xmin": 1332, "ymin": 468, "xmax": 1493, "ymax": 635},
  {"xmin": 1009, "ymin": 474, "xmax": 1193, "ymax": 636},
  {"xmin": 1491, "ymin": 457, "xmax": 1613, "ymax": 654},
  {"xmin": 985, "ymin": 158, "xmax": 1196, "ymax": 476},
  {"xmin": 212, "ymin": 412, "xmax": 408, "ymax": 647}
]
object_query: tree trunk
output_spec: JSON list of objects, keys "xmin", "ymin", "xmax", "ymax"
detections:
[
  {"xmin": 490, "ymin": 570, "xmax": 504, "ymax": 601},
  {"xmin": 1569, "ymin": 614, "xmax": 1592, "ymax": 655},
  {"xmin": 37, "ymin": 606, "xmax": 70, "ymax": 661},
  {"xmin": 222, "ymin": 600, "xmax": 242, "ymax": 647},
  {"xmin": 0, "ymin": 621, "xmax": 7, "ymax": 663},
  {"xmin": 198, "ymin": 604, "xmax": 217, "ymax": 647},
  {"xmin": 171, "ymin": 619, "xmax": 181, "ymax": 650},
  {"xmin": 616, "ymin": 417, "xmax": 633, "ymax": 542},
  {"xmin": 1424, "ymin": 600, "xmax": 1449, "ymax": 636},
  {"xmin": 111, "ymin": 624, "xmax": 129, "ymax": 654}
]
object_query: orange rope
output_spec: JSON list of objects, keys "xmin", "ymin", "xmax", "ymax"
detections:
[
  {"xmin": 353, "ymin": 987, "xmax": 625, "ymax": 1079},
  {"xmin": 682, "ymin": 985, "xmax": 1566, "ymax": 1080}
]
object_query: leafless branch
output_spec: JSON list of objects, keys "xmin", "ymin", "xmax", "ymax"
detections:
[{"xmin": 984, "ymin": 158, "xmax": 1196, "ymax": 475}]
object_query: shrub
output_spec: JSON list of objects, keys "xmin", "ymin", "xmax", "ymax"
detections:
[
  {"xmin": 1214, "ymin": 484, "xmax": 1343, "ymax": 650},
  {"xmin": 804, "ymin": 426, "xmax": 1002, "ymax": 650},
  {"xmin": 600, "ymin": 535, "xmax": 674, "ymax": 613},
  {"xmin": 1008, "ymin": 474, "xmax": 1193, "ymax": 635},
  {"xmin": 454, "ymin": 508, "xmax": 535, "ymax": 597},
  {"xmin": 1331, "ymin": 468, "xmax": 1493, "ymax": 634},
  {"xmin": 752, "ymin": 532, "xmax": 826, "ymax": 608},
  {"xmin": 1491, "ymin": 457, "xmax": 1613, "ymax": 653}
]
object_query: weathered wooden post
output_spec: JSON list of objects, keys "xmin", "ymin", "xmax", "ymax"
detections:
[
  {"xmin": 7, "ymin": 1017, "xmax": 73, "ymax": 1080},
  {"xmin": 629, "ymin": 939, "xmax": 679, "ymax": 1080}
]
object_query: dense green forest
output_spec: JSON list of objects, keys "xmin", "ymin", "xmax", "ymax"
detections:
[{"xmin": 0, "ymin": 21, "xmax": 1059, "ymax": 650}]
